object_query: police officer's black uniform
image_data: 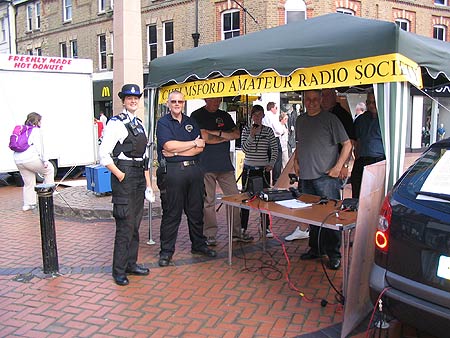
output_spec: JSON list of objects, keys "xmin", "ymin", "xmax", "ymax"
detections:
[
  {"xmin": 99, "ymin": 84, "xmax": 150, "ymax": 286},
  {"xmin": 110, "ymin": 112, "xmax": 147, "ymax": 278},
  {"xmin": 156, "ymin": 110, "xmax": 216, "ymax": 266}
]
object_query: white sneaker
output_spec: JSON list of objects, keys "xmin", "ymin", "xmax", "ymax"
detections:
[
  {"xmin": 22, "ymin": 204, "xmax": 37, "ymax": 211},
  {"xmin": 285, "ymin": 226, "xmax": 309, "ymax": 241},
  {"xmin": 266, "ymin": 230, "xmax": 274, "ymax": 238}
]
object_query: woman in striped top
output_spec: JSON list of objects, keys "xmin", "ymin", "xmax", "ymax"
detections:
[{"xmin": 240, "ymin": 105, "xmax": 278, "ymax": 236}]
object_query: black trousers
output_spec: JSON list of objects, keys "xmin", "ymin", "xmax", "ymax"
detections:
[
  {"xmin": 240, "ymin": 167, "xmax": 271, "ymax": 231},
  {"xmin": 156, "ymin": 163, "xmax": 206, "ymax": 258},
  {"xmin": 111, "ymin": 164, "xmax": 146, "ymax": 277},
  {"xmin": 272, "ymin": 138, "xmax": 283, "ymax": 185},
  {"xmin": 351, "ymin": 156, "xmax": 385, "ymax": 198}
]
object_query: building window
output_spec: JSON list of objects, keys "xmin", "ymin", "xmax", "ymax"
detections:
[
  {"xmin": 35, "ymin": 2, "xmax": 41, "ymax": 29},
  {"xmin": 99, "ymin": 34, "xmax": 107, "ymax": 69},
  {"xmin": 99, "ymin": 0, "xmax": 106, "ymax": 12},
  {"xmin": 164, "ymin": 21, "xmax": 174, "ymax": 55},
  {"xmin": 109, "ymin": 32, "xmax": 114, "ymax": 69},
  {"xmin": 60, "ymin": 42, "xmax": 67, "ymax": 57},
  {"xmin": 148, "ymin": 24, "xmax": 157, "ymax": 61},
  {"xmin": 435, "ymin": 1, "xmax": 447, "ymax": 6},
  {"xmin": 27, "ymin": 49, "xmax": 33, "ymax": 55},
  {"xmin": 63, "ymin": 0, "xmax": 72, "ymax": 22},
  {"xmin": 1, "ymin": 17, "xmax": 6, "ymax": 42},
  {"xmin": 27, "ymin": 4, "xmax": 33, "ymax": 31},
  {"xmin": 70, "ymin": 40, "xmax": 78, "ymax": 58},
  {"xmin": 222, "ymin": 10, "xmax": 240, "ymax": 39},
  {"xmin": 395, "ymin": 19, "xmax": 410, "ymax": 32},
  {"xmin": 434, "ymin": 25, "xmax": 447, "ymax": 40},
  {"xmin": 337, "ymin": 8, "xmax": 355, "ymax": 15},
  {"xmin": 98, "ymin": 0, "xmax": 113, "ymax": 12},
  {"xmin": 285, "ymin": 0, "xmax": 306, "ymax": 23},
  {"xmin": 35, "ymin": 48, "xmax": 42, "ymax": 56}
]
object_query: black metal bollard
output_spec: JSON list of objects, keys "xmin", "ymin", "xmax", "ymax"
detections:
[{"xmin": 35, "ymin": 183, "xmax": 59, "ymax": 274}]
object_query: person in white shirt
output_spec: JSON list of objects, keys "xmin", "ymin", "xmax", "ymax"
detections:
[
  {"xmin": 13, "ymin": 112, "xmax": 54, "ymax": 211},
  {"xmin": 99, "ymin": 111, "xmax": 108, "ymax": 126},
  {"xmin": 262, "ymin": 102, "xmax": 285, "ymax": 185},
  {"xmin": 279, "ymin": 112, "xmax": 289, "ymax": 170}
]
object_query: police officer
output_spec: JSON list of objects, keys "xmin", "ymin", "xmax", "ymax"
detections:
[
  {"xmin": 99, "ymin": 84, "xmax": 155, "ymax": 286},
  {"xmin": 156, "ymin": 90, "xmax": 216, "ymax": 267}
]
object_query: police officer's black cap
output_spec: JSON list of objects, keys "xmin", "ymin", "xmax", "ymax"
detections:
[{"xmin": 118, "ymin": 84, "xmax": 143, "ymax": 99}]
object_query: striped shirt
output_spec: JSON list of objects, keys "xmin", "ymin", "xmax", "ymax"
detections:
[{"xmin": 241, "ymin": 125, "xmax": 278, "ymax": 167}]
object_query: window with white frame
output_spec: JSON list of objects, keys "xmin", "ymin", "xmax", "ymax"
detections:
[
  {"xmin": 35, "ymin": 48, "xmax": 42, "ymax": 56},
  {"xmin": 1, "ymin": 17, "xmax": 6, "ymax": 42},
  {"xmin": 395, "ymin": 19, "xmax": 410, "ymax": 31},
  {"xmin": 285, "ymin": 0, "xmax": 306, "ymax": 23},
  {"xmin": 35, "ymin": 2, "xmax": 41, "ymax": 29},
  {"xmin": 70, "ymin": 40, "xmax": 78, "ymax": 58},
  {"xmin": 108, "ymin": 32, "xmax": 114, "ymax": 69},
  {"xmin": 434, "ymin": 1, "xmax": 447, "ymax": 6},
  {"xmin": 26, "ymin": 4, "xmax": 33, "ymax": 31},
  {"xmin": 99, "ymin": 34, "xmax": 107, "ymax": 69},
  {"xmin": 63, "ymin": 0, "xmax": 72, "ymax": 22},
  {"xmin": 60, "ymin": 42, "xmax": 67, "ymax": 57},
  {"xmin": 98, "ymin": 0, "xmax": 113, "ymax": 12},
  {"xmin": 148, "ymin": 24, "xmax": 157, "ymax": 62},
  {"xmin": 164, "ymin": 21, "xmax": 174, "ymax": 55},
  {"xmin": 337, "ymin": 8, "xmax": 355, "ymax": 15},
  {"xmin": 222, "ymin": 10, "xmax": 240, "ymax": 39},
  {"xmin": 99, "ymin": 0, "xmax": 106, "ymax": 12},
  {"xmin": 434, "ymin": 25, "xmax": 447, "ymax": 40}
]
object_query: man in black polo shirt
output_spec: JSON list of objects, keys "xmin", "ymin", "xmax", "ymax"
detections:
[
  {"xmin": 191, "ymin": 97, "xmax": 253, "ymax": 245},
  {"xmin": 156, "ymin": 90, "xmax": 217, "ymax": 267}
]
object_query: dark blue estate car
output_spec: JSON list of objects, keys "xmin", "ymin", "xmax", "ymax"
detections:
[{"xmin": 369, "ymin": 138, "xmax": 450, "ymax": 337}]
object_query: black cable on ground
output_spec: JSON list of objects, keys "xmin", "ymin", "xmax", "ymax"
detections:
[{"xmin": 317, "ymin": 210, "xmax": 346, "ymax": 305}]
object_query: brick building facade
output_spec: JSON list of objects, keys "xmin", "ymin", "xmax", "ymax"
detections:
[
  {"xmin": 9, "ymin": 1, "xmax": 450, "ymax": 73},
  {"xmin": 3, "ymin": 0, "xmax": 450, "ymax": 120}
]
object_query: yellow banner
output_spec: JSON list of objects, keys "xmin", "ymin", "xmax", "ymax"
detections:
[{"xmin": 158, "ymin": 53, "xmax": 422, "ymax": 103}]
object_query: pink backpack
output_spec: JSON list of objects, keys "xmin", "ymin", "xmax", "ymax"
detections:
[{"xmin": 9, "ymin": 125, "xmax": 34, "ymax": 152}]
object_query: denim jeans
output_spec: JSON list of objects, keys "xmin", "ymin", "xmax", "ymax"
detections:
[
  {"xmin": 300, "ymin": 175, "xmax": 341, "ymax": 259},
  {"xmin": 300, "ymin": 174, "xmax": 340, "ymax": 200}
]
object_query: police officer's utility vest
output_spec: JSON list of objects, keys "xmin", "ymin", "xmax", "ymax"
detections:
[{"xmin": 112, "ymin": 113, "xmax": 148, "ymax": 158}]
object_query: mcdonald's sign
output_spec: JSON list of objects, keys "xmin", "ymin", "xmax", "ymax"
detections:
[
  {"xmin": 101, "ymin": 86, "xmax": 110, "ymax": 97},
  {"xmin": 93, "ymin": 80, "xmax": 113, "ymax": 101}
]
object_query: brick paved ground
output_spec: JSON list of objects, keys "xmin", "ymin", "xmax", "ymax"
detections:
[
  {"xmin": 0, "ymin": 153, "xmax": 428, "ymax": 338},
  {"xmin": 0, "ymin": 183, "xmax": 354, "ymax": 337}
]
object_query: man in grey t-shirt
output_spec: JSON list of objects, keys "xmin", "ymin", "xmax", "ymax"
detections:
[{"xmin": 293, "ymin": 89, "xmax": 352, "ymax": 270}]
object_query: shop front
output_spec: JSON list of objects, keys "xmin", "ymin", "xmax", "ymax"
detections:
[
  {"xmin": 93, "ymin": 79, "xmax": 113, "ymax": 119},
  {"xmin": 410, "ymin": 85, "xmax": 450, "ymax": 150}
]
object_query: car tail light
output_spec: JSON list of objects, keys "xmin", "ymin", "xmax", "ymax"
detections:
[{"xmin": 375, "ymin": 194, "xmax": 392, "ymax": 253}]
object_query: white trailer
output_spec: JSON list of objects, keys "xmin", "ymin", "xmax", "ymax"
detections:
[{"xmin": 0, "ymin": 54, "xmax": 97, "ymax": 175}]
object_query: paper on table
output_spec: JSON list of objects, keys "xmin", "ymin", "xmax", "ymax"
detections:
[{"xmin": 275, "ymin": 199, "xmax": 312, "ymax": 209}]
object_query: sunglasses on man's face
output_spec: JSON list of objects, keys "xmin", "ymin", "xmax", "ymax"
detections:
[{"xmin": 170, "ymin": 100, "xmax": 185, "ymax": 104}]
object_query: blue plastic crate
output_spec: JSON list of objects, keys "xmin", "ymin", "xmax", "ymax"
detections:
[{"xmin": 85, "ymin": 164, "xmax": 111, "ymax": 193}]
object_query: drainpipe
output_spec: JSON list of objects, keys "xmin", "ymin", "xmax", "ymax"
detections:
[{"xmin": 192, "ymin": 0, "xmax": 200, "ymax": 47}]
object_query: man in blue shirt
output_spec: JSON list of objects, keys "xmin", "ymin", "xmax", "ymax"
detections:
[
  {"xmin": 156, "ymin": 91, "xmax": 217, "ymax": 267},
  {"xmin": 352, "ymin": 90, "xmax": 386, "ymax": 198}
]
